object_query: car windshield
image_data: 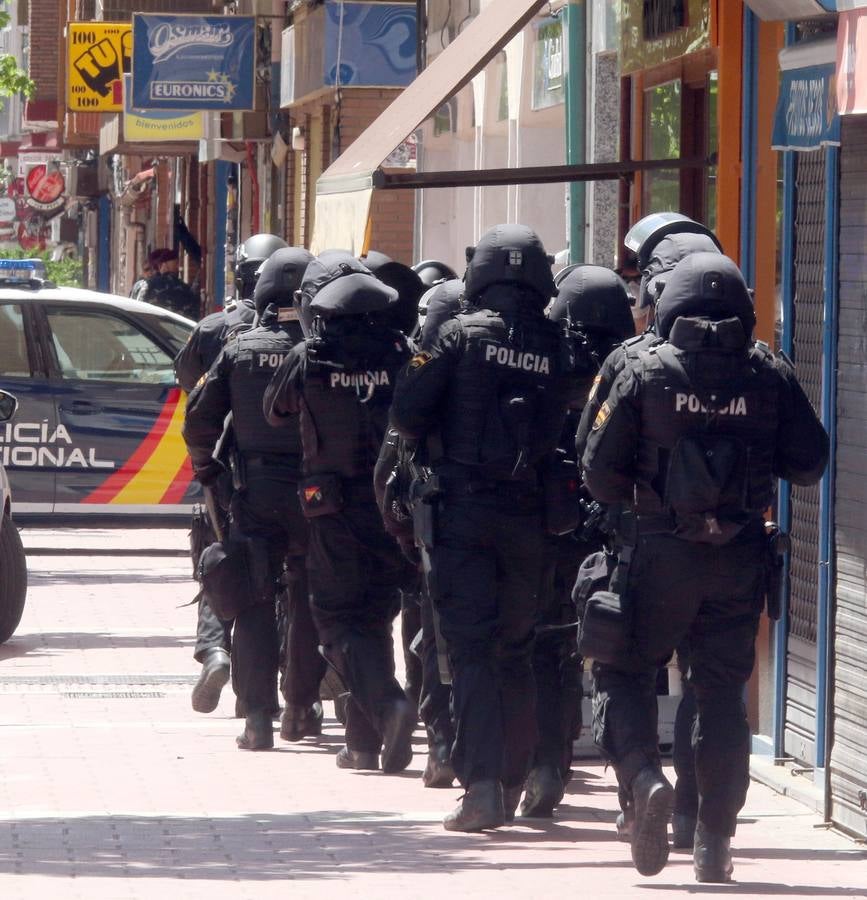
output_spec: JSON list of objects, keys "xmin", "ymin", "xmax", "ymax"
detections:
[{"xmin": 139, "ymin": 314, "xmax": 194, "ymax": 356}]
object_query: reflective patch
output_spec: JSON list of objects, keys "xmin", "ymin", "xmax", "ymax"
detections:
[
  {"xmin": 592, "ymin": 401, "xmax": 611, "ymax": 431},
  {"xmin": 409, "ymin": 351, "xmax": 432, "ymax": 370},
  {"xmin": 195, "ymin": 373, "xmax": 207, "ymax": 389},
  {"xmin": 588, "ymin": 374, "xmax": 602, "ymax": 403}
]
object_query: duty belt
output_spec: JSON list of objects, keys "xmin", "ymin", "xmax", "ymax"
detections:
[
  {"xmin": 439, "ymin": 477, "xmax": 540, "ymax": 498},
  {"xmin": 243, "ymin": 452, "xmax": 302, "ymax": 475}
]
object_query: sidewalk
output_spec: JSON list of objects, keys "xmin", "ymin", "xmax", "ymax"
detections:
[{"xmin": 0, "ymin": 527, "xmax": 865, "ymax": 900}]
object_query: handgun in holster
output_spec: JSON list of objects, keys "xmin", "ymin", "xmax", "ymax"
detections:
[{"xmin": 764, "ymin": 522, "xmax": 791, "ymax": 621}]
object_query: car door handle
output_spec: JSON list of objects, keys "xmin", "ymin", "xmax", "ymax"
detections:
[{"xmin": 60, "ymin": 400, "xmax": 103, "ymax": 415}]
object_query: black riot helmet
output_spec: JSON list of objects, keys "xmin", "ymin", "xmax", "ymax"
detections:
[
  {"xmin": 463, "ymin": 224, "xmax": 556, "ymax": 307},
  {"xmin": 235, "ymin": 233, "xmax": 289, "ymax": 299},
  {"xmin": 298, "ymin": 251, "xmax": 398, "ymax": 336},
  {"xmin": 638, "ymin": 231, "xmax": 724, "ymax": 311},
  {"xmin": 654, "ymin": 252, "xmax": 755, "ymax": 341},
  {"xmin": 253, "ymin": 246, "xmax": 314, "ymax": 317},
  {"xmin": 547, "ymin": 265, "xmax": 634, "ymax": 344},
  {"xmin": 624, "ymin": 212, "xmax": 722, "ymax": 272},
  {"xmin": 418, "ymin": 279, "xmax": 463, "ymax": 350},
  {"xmin": 413, "ymin": 259, "xmax": 459, "ymax": 288},
  {"xmin": 361, "ymin": 254, "xmax": 425, "ymax": 336}
]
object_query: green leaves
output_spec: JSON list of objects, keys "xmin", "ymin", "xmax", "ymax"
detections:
[{"xmin": 0, "ymin": 2, "xmax": 35, "ymax": 107}]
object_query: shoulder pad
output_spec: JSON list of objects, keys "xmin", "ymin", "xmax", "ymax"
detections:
[
  {"xmin": 622, "ymin": 334, "xmax": 646, "ymax": 348},
  {"xmin": 748, "ymin": 340, "xmax": 775, "ymax": 367}
]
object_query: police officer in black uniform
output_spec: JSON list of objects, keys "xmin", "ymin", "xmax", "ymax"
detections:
[
  {"xmin": 264, "ymin": 252, "xmax": 417, "ymax": 773},
  {"xmin": 182, "ymin": 246, "xmax": 316, "ymax": 751},
  {"xmin": 374, "ymin": 278, "xmax": 465, "ymax": 789},
  {"xmin": 575, "ymin": 214, "xmax": 723, "ymax": 844},
  {"xmin": 518, "ymin": 264, "xmax": 635, "ymax": 819},
  {"xmin": 581, "ymin": 252, "xmax": 828, "ymax": 881},
  {"xmin": 390, "ymin": 224, "xmax": 574, "ymax": 832},
  {"xmin": 176, "ymin": 233, "xmax": 291, "ymax": 716}
]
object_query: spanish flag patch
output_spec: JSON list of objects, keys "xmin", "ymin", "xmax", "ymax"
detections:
[
  {"xmin": 409, "ymin": 351, "xmax": 432, "ymax": 370},
  {"xmin": 592, "ymin": 401, "xmax": 611, "ymax": 431}
]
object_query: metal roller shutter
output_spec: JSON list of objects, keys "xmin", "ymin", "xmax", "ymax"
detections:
[
  {"xmin": 830, "ymin": 116, "xmax": 867, "ymax": 839},
  {"xmin": 785, "ymin": 149, "xmax": 826, "ymax": 767}
]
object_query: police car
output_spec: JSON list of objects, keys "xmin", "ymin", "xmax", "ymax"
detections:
[
  {"xmin": 0, "ymin": 386, "xmax": 27, "ymax": 644},
  {"xmin": 0, "ymin": 259, "xmax": 200, "ymax": 517}
]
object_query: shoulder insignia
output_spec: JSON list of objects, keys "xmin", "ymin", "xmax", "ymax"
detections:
[
  {"xmin": 592, "ymin": 400, "xmax": 611, "ymax": 432},
  {"xmin": 195, "ymin": 373, "xmax": 207, "ymax": 389},
  {"xmin": 409, "ymin": 351, "xmax": 432, "ymax": 370},
  {"xmin": 587, "ymin": 374, "xmax": 602, "ymax": 403}
]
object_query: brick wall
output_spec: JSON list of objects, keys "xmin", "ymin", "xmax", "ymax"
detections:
[
  {"xmin": 334, "ymin": 88, "xmax": 415, "ymax": 264},
  {"xmin": 25, "ymin": 0, "xmax": 61, "ymax": 123}
]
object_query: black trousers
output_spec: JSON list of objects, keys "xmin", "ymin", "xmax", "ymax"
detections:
[
  {"xmin": 591, "ymin": 522, "xmax": 765, "ymax": 836},
  {"xmin": 532, "ymin": 534, "xmax": 586, "ymax": 780},
  {"xmin": 194, "ymin": 595, "xmax": 232, "ymax": 662},
  {"xmin": 308, "ymin": 490, "xmax": 408, "ymax": 754},
  {"xmin": 418, "ymin": 579, "xmax": 454, "ymax": 748},
  {"xmin": 230, "ymin": 472, "xmax": 319, "ymax": 715},
  {"xmin": 673, "ymin": 641, "xmax": 698, "ymax": 820},
  {"xmin": 432, "ymin": 490, "xmax": 544, "ymax": 789}
]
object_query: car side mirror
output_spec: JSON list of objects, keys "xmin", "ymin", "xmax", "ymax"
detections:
[{"xmin": 0, "ymin": 390, "xmax": 18, "ymax": 422}]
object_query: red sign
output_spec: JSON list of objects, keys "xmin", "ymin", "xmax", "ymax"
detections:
[{"xmin": 24, "ymin": 164, "xmax": 66, "ymax": 214}]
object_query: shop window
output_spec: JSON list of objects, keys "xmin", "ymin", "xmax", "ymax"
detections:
[
  {"xmin": 532, "ymin": 17, "xmax": 565, "ymax": 111},
  {"xmin": 643, "ymin": 79, "xmax": 681, "ymax": 213},
  {"xmin": 705, "ymin": 71, "xmax": 718, "ymax": 232}
]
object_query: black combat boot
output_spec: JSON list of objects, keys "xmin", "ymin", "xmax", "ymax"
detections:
[
  {"xmin": 380, "ymin": 697, "xmax": 417, "ymax": 774},
  {"xmin": 520, "ymin": 765, "xmax": 564, "ymax": 818},
  {"xmin": 423, "ymin": 738, "xmax": 456, "ymax": 788},
  {"xmin": 336, "ymin": 746, "xmax": 380, "ymax": 770},
  {"xmin": 630, "ymin": 767, "xmax": 674, "ymax": 876},
  {"xmin": 236, "ymin": 710, "xmax": 274, "ymax": 751},
  {"xmin": 672, "ymin": 812, "xmax": 697, "ymax": 850},
  {"xmin": 443, "ymin": 779, "xmax": 506, "ymax": 832},
  {"xmin": 191, "ymin": 647, "xmax": 230, "ymax": 714},
  {"xmin": 280, "ymin": 702, "xmax": 324, "ymax": 742},
  {"xmin": 503, "ymin": 784, "xmax": 523, "ymax": 823},
  {"xmin": 694, "ymin": 823, "xmax": 734, "ymax": 883}
]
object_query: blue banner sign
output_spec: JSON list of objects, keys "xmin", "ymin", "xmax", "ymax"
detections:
[
  {"xmin": 131, "ymin": 14, "xmax": 255, "ymax": 111},
  {"xmin": 324, "ymin": 2, "xmax": 416, "ymax": 87},
  {"xmin": 772, "ymin": 62, "xmax": 840, "ymax": 151}
]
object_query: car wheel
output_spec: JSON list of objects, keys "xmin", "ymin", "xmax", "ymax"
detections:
[{"xmin": 0, "ymin": 513, "xmax": 27, "ymax": 644}]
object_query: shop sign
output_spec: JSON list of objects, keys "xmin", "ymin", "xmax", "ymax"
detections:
[
  {"xmin": 324, "ymin": 2, "xmax": 416, "ymax": 87},
  {"xmin": 621, "ymin": 0, "xmax": 710, "ymax": 76},
  {"xmin": 837, "ymin": 9, "xmax": 867, "ymax": 115},
  {"xmin": 532, "ymin": 17, "xmax": 565, "ymax": 110},
  {"xmin": 23, "ymin": 164, "xmax": 66, "ymax": 216},
  {"xmin": 67, "ymin": 22, "xmax": 132, "ymax": 112},
  {"xmin": 772, "ymin": 63, "xmax": 840, "ymax": 151},
  {"xmin": 131, "ymin": 14, "xmax": 255, "ymax": 111},
  {"xmin": 122, "ymin": 76, "xmax": 204, "ymax": 141}
]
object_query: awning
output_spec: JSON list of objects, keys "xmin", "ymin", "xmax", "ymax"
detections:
[
  {"xmin": 743, "ymin": 0, "xmax": 832, "ymax": 18},
  {"xmin": 772, "ymin": 39, "xmax": 840, "ymax": 151},
  {"xmin": 311, "ymin": 0, "xmax": 550, "ymax": 254}
]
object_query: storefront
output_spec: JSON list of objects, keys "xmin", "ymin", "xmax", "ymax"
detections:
[{"xmin": 828, "ymin": 5, "xmax": 867, "ymax": 841}]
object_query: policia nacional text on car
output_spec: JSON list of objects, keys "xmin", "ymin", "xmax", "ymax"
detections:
[
  {"xmin": 182, "ymin": 246, "xmax": 324, "ymax": 751},
  {"xmin": 579, "ymin": 252, "xmax": 828, "ymax": 882},
  {"xmin": 390, "ymin": 225, "xmax": 576, "ymax": 832}
]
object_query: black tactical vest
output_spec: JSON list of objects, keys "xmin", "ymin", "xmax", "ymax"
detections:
[
  {"xmin": 298, "ymin": 328, "xmax": 411, "ymax": 479},
  {"xmin": 633, "ymin": 338, "xmax": 780, "ymax": 538},
  {"xmin": 229, "ymin": 318, "xmax": 304, "ymax": 461},
  {"xmin": 439, "ymin": 308, "xmax": 569, "ymax": 481}
]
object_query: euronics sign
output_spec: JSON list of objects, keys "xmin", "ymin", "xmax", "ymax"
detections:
[
  {"xmin": 131, "ymin": 14, "xmax": 255, "ymax": 111},
  {"xmin": 67, "ymin": 22, "xmax": 132, "ymax": 112}
]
